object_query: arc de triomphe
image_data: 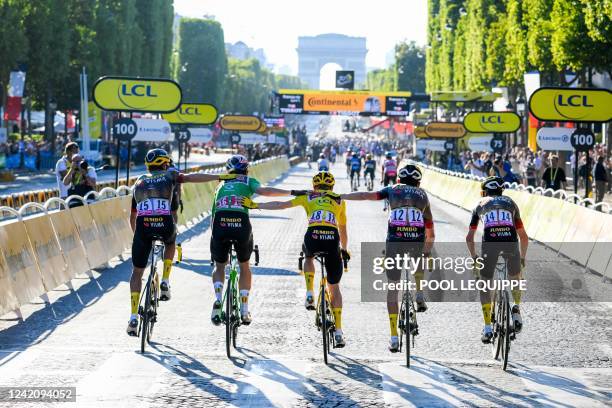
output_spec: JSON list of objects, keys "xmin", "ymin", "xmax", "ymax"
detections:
[{"xmin": 297, "ymin": 34, "xmax": 367, "ymax": 89}]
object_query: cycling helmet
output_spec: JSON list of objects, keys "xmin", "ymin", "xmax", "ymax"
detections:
[
  {"xmin": 226, "ymin": 154, "xmax": 249, "ymax": 173},
  {"xmin": 366, "ymin": 153, "xmax": 372, "ymax": 160},
  {"xmin": 352, "ymin": 153, "xmax": 358, "ymax": 158},
  {"xmin": 312, "ymin": 171, "xmax": 335, "ymax": 189},
  {"xmin": 481, "ymin": 176, "xmax": 504, "ymax": 196},
  {"xmin": 385, "ymin": 152, "xmax": 392, "ymax": 159},
  {"xmin": 319, "ymin": 153, "xmax": 325, "ymax": 159},
  {"xmin": 145, "ymin": 148, "xmax": 171, "ymax": 169},
  {"xmin": 398, "ymin": 164, "xmax": 422, "ymax": 186}
]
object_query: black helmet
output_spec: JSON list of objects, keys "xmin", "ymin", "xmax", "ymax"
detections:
[
  {"xmin": 145, "ymin": 148, "xmax": 171, "ymax": 169},
  {"xmin": 226, "ymin": 154, "xmax": 249, "ymax": 173},
  {"xmin": 481, "ymin": 176, "xmax": 504, "ymax": 196},
  {"xmin": 398, "ymin": 164, "xmax": 422, "ymax": 186}
]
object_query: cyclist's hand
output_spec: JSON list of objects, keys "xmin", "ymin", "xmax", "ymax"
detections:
[
  {"xmin": 291, "ymin": 189, "xmax": 310, "ymax": 196},
  {"xmin": 219, "ymin": 173, "xmax": 237, "ymax": 181},
  {"xmin": 179, "ymin": 199, "xmax": 184, "ymax": 213},
  {"xmin": 340, "ymin": 248, "xmax": 351, "ymax": 262},
  {"xmin": 241, "ymin": 197, "xmax": 259, "ymax": 209},
  {"xmin": 472, "ymin": 256, "xmax": 481, "ymax": 279}
]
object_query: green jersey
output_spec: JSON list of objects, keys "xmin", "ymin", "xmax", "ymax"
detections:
[{"xmin": 212, "ymin": 175, "xmax": 261, "ymax": 217}]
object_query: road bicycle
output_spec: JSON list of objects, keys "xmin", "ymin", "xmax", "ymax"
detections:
[
  {"xmin": 299, "ymin": 251, "xmax": 348, "ymax": 365},
  {"xmin": 138, "ymin": 238, "xmax": 164, "ymax": 354},
  {"xmin": 490, "ymin": 256, "xmax": 515, "ymax": 371},
  {"xmin": 398, "ymin": 278, "xmax": 419, "ymax": 368},
  {"xmin": 221, "ymin": 241, "xmax": 259, "ymax": 358}
]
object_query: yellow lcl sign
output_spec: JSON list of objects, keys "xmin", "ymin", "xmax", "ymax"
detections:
[
  {"xmin": 529, "ymin": 87, "xmax": 612, "ymax": 123},
  {"xmin": 463, "ymin": 112, "xmax": 521, "ymax": 133},
  {"xmin": 162, "ymin": 103, "xmax": 218, "ymax": 125},
  {"xmin": 93, "ymin": 76, "xmax": 182, "ymax": 113},
  {"xmin": 219, "ymin": 115, "xmax": 263, "ymax": 132}
]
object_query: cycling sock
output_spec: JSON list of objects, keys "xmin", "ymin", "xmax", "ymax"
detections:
[
  {"xmin": 332, "ymin": 307, "xmax": 342, "ymax": 330},
  {"xmin": 162, "ymin": 259, "xmax": 172, "ymax": 281},
  {"xmin": 511, "ymin": 288, "xmax": 522, "ymax": 306},
  {"xmin": 240, "ymin": 290, "xmax": 249, "ymax": 314},
  {"xmin": 130, "ymin": 292, "xmax": 139, "ymax": 315},
  {"xmin": 304, "ymin": 272, "xmax": 315, "ymax": 293},
  {"xmin": 213, "ymin": 281, "xmax": 223, "ymax": 302},
  {"xmin": 414, "ymin": 270, "xmax": 424, "ymax": 291},
  {"xmin": 389, "ymin": 313, "xmax": 398, "ymax": 337},
  {"xmin": 481, "ymin": 303, "xmax": 492, "ymax": 325}
]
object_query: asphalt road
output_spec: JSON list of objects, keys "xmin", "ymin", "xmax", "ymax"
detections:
[
  {"xmin": 0, "ymin": 153, "xmax": 231, "ymax": 196},
  {"xmin": 0, "ymin": 161, "xmax": 610, "ymax": 407}
]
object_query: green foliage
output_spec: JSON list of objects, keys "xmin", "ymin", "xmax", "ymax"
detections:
[
  {"xmin": 426, "ymin": 0, "xmax": 612, "ymax": 91},
  {"xmin": 367, "ymin": 69, "xmax": 396, "ymax": 92},
  {"xmin": 222, "ymin": 58, "xmax": 305, "ymax": 114},
  {"xmin": 175, "ymin": 18, "xmax": 227, "ymax": 104},
  {"xmin": 395, "ymin": 41, "xmax": 426, "ymax": 93},
  {"xmin": 0, "ymin": 0, "xmax": 28, "ymax": 91}
]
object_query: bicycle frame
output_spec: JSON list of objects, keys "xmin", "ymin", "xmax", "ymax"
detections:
[
  {"xmin": 139, "ymin": 241, "xmax": 164, "ymax": 353},
  {"xmin": 314, "ymin": 255, "xmax": 335, "ymax": 364},
  {"xmin": 490, "ymin": 257, "xmax": 512, "ymax": 370}
]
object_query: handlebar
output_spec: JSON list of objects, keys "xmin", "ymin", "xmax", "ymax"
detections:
[{"xmin": 254, "ymin": 244, "xmax": 260, "ymax": 266}]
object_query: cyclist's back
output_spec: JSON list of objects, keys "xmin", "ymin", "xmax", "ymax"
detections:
[
  {"xmin": 382, "ymin": 156, "xmax": 397, "ymax": 186},
  {"xmin": 470, "ymin": 195, "xmax": 522, "ymax": 243},
  {"xmin": 380, "ymin": 183, "xmax": 432, "ymax": 242}
]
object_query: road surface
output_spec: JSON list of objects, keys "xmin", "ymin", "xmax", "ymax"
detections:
[{"xmin": 0, "ymin": 161, "xmax": 610, "ymax": 407}]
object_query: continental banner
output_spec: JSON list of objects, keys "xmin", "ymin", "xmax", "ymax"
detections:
[
  {"xmin": 219, "ymin": 115, "xmax": 263, "ymax": 132},
  {"xmin": 277, "ymin": 89, "xmax": 411, "ymax": 116},
  {"xmin": 529, "ymin": 87, "xmax": 612, "ymax": 123},
  {"xmin": 425, "ymin": 122, "xmax": 467, "ymax": 138},
  {"xmin": 463, "ymin": 112, "xmax": 521, "ymax": 133},
  {"xmin": 92, "ymin": 76, "xmax": 182, "ymax": 113},
  {"xmin": 162, "ymin": 103, "xmax": 218, "ymax": 125}
]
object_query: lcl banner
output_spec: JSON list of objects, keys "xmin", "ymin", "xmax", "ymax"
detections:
[
  {"xmin": 92, "ymin": 76, "xmax": 182, "ymax": 113},
  {"xmin": 529, "ymin": 87, "xmax": 612, "ymax": 123},
  {"xmin": 463, "ymin": 112, "xmax": 521, "ymax": 133},
  {"xmin": 162, "ymin": 103, "xmax": 218, "ymax": 125}
]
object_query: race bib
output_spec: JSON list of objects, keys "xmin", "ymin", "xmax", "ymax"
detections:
[
  {"xmin": 389, "ymin": 207, "xmax": 424, "ymax": 227},
  {"xmin": 309, "ymin": 210, "xmax": 337, "ymax": 226},
  {"xmin": 483, "ymin": 209, "xmax": 513, "ymax": 228},
  {"xmin": 216, "ymin": 195, "xmax": 243, "ymax": 210},
  {"xmin": 137, "ymin": 198, "xmax": 171, "ymax": 216}
]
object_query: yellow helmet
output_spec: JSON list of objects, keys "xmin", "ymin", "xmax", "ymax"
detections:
[
  {"xmin": 145, "ymin": 148, "xmax": 171, "ymax": 169},
  {"xmin": 312, "ymin": 171, "xmax": 335, "ymax": 189}
]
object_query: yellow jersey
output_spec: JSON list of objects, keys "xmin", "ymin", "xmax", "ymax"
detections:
[{"xmin": 291, "ymin": 192, "xmax": 347, "ymax": 229}]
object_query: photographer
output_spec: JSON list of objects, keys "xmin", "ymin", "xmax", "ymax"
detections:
[{"xmin": 63, "ymin": 154, "xmax": 97, "ymax": 207}]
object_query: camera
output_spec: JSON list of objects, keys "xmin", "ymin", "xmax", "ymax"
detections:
[{"xmin": 80, "ymin": 160, "xmax": 89, "ymax": 170}]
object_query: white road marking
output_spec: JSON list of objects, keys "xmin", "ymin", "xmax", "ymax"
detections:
[{"xmin": 234, "ymin": 358, "xmax": 312, "ymax": 407}]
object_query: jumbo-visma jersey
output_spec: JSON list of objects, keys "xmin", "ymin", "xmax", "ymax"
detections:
[{"xmin": 291, "ymin": 192, "xmax": 347, "ymax": 229}]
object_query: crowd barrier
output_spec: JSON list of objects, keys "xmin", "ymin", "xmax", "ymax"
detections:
[
  {"xmin": 411, "ymin": 162, "xmax": 612, "ymax": 282},
  {"xmin": 0, "ymin": 156, "xmax": 291, "ymax": 317}
]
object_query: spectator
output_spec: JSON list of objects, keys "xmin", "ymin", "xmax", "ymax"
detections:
[
  {"xmin": 523, "ymin": 155, "xmax": 538, "ymax": 187},
  {"xmin": 55, "ymin": 142, "xmax": 80, "ymax": 199},
  {"xmin": 593, "ymin": 155, "xmax": 608, "ymax": 205},
  {"xmin": 541, "ymin": 155, "xmax": 566, "ymax": 191},
  {"xmin": 464, "ymin": 151, "xmax": 485, "ymax": 177},
  {"xmin": 63, "ymin": 153, "xmax": 97, "ymax": 207}
]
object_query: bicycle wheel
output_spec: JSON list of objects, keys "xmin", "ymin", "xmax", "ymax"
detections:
[
  {"xmin": 501, "ymin": 290, "xmax": 511, "ymax": 370},
  {"xmin": 491, "ymin": 292, "xmax": 503, "ymax": 360},
  {"xmin": 405, "ymin": 294, "xmax": 412, "ymax": 368},
  {"xmin": 225, "ymin": 282, "xmax": 233, "ymax": 359},
  {"xmin": 320, "ymin": 287, "xmax": 329, "ymax": 365},
  {"xmin": 140, "ymin": 273, "xmax": 152, "ymax": 354},
  {"xmin": 147, "ymin": 275, "xmax": 158, "ymax": 343}
]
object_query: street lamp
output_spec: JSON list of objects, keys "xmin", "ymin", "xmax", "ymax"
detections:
[{"xmin": 516, "ymin": 96, "xmax": 526, "ymax": 145}]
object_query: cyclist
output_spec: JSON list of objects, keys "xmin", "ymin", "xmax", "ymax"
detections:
[
  {"xmin": 339, "ymin": 164, "xmax": 434, "ymax": 352},
  {"xmin": 127, "ymin": 148, "xmax": 233, "ymax": 336},
  {"xmin": 363, "ymin": 153, "xmax": 376, "ymax": 186},
  {"xmin": 210, "ymin": 154, "xmax": 298, "ymax": 326},
  {"xmin": 381, "ymin": 152, "xmax": 398, "ymax": 211},
  {"xmin": 242, "ymin": 171, "xmax": 350, "ymax": 347},
  {"xmin": 345, "ymin": 149, "xmax": 353, "ymax": 176},
  {"xmin": 317, "ymin": 153, "xmax": 330, "ymax": 171},
  {"xmin": 349, "ymin": 153, "xmax": 362, "ymax": 188},
  {"xmin": 466, "ymin": 176, "xmax": 528, "ymax": 344}
]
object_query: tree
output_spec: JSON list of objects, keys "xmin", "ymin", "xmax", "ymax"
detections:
[
  {"xmin": 0, "ymin": 0, "xmax": 28, "ymax": 109},
  {"xmin": 175, "ymin": 18, "xmax": 227, "ymax": 104},
  {"xmin": 366, "ymin": 68, "xmax": 396, "ymax": 92},
  {"xmin": 395, "ymin": 41, "xmax": 426, "ymax": 93}
]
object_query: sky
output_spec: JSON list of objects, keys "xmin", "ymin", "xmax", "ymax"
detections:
[{"xmin": 174, "ymin": 0, "xmax": 428, "ymax": 75}]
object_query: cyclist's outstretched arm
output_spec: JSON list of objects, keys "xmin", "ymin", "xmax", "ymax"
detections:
[
  {"xmin": 256, "ymin": 187, "xmax": 293, "ymax": 197},
  {"xmin": 340, "ymin": 191, "xmax": 380, "ymax": 200},
  {"xmin": 255, "ymin": 200, "xmax": 295, "ymax": 210},
  {"xmin": 181, "ymin": 173, "xmax": 226, "ymax": 183}
]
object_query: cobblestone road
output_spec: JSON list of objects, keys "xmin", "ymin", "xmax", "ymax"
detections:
[{"xmin": 0, "ymin": 162, "xmax": 610, "ymax": 407}]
